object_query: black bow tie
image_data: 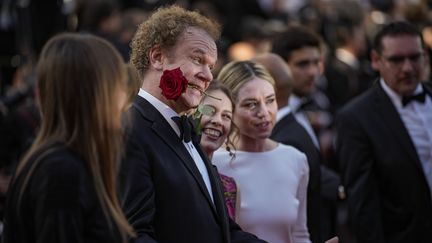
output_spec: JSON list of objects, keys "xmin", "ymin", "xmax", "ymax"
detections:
[
  {"xmin": 402, "ymin": 91, "xmax": 426, "ymax": 107},
  {"xmin": 171, "ymin": 115, "xmax": 198, "ymax": 143},
  {"xmin": 297, "ymin": 98, "xmax": 319, "ymax": 112}
]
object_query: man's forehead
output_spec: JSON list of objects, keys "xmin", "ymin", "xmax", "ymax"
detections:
[
  {"xmin": 289, "ymin": 47, "xmax": 320, "ymax": 60},
  {"xmin": 178, "ymin": 33, "xmax": 217, "ymax": 57},
  {"xmin": 381, "ymin": 35, "xmax": 422, "ymax": 52},
  {"xmin": 180, "ymin": 28, "xmax": 217, "ymax": 49}
]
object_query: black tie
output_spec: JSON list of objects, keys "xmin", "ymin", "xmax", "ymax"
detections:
[
  {"xmin": 402, "ymin": 91, "xmax": 426, "ymax": 107},
  {"xmin": 297, "ymin": 97, "xmax": 319, "ymax": 112},
  {"xmin": 172, "ymin": 115, "xmax": 197, "ymax": 143}
]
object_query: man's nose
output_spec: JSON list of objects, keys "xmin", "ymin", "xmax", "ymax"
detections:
[
  {"xmin": 401, "ymin": 58, "xmax": 415, "ymax": 72},
  {"xmin": 198, "ymin": 65, "xmax": 213, "ymax": 83}
]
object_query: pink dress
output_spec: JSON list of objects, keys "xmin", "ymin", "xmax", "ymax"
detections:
[{"xmin": 219, "ymin": 174, "xmax": 237, "ymax": 220}]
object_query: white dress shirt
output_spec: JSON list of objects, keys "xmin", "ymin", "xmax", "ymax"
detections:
[
  {"xmin": 288, "ymin": 94, "xmax": 320, "ymax": 149},
  {"xmin": 138, "ymin": 89, "xmax": 214, "ymax": 202},
  {"xmin": 276, "ymin": 105, "xmax": 292, "ymax": 123},
  {"xmin": 380, "ymin": 80, "xmax": 432, "ymax": 198}
]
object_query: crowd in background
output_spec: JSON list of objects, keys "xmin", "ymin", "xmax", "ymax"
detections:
[{"xmin": 1, "ymin": 0, "xmax": 432, "ymax": 242}]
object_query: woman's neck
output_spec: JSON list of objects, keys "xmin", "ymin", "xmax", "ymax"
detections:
[{"xmin": 237, "ymin": 136, "xmax": 277, "ymax": 152}]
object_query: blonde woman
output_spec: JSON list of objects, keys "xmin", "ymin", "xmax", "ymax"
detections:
[
  {"xmin": 214, "ymin": 60, "xmax": 311, "ymax": 243},
  {"xmin": 3, "ymin": 33, "xmax": 134, "ymax": 243}
]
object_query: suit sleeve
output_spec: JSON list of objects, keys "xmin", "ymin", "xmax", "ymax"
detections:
[
  {"xmin": 336, "ymin": 110, "xmax": 385, "ymax": 243},
  {"xmin": 228, "ymin": 218, "xmax": 268, "ymax": 243},
  {"xmin": 119, "ymin": 130, "xmax": 158, "ymax": 243},
  {"xmin": 320, "ymin": 165, "xmax": 340, "ymax": 201}
]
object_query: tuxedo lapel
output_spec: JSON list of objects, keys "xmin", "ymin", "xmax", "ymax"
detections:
[
  {"xmin": 374, "ymin": 84, "xmax": 423, "ymax": 173},
  {"xmin": 194, "ymin": 142, "xmax": 230, "ymax": 242},
  {"xmin": 132, "ymin": 97, "xmax": 217, "ymax": 214},
  {"xmin": 273, "ymin": 112, "xmax": 296, "ymax": 135},
  {"xmin": 424, "ymin": 83, "xmax": 432, "ymax": 99}
]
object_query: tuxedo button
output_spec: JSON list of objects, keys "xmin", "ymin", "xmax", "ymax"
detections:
[{"xmin": 338, "ymin": 185, "xmax": 346, "ymax": 200}]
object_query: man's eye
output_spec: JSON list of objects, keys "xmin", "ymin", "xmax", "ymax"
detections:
[
  {"xmin": 387, "ymin": 56, "xmax": 404, "ymax": 64},
  {"xmin": 244, "ymin": 102, "xmax": 257, "ymax": 109},
  {"xmin": 295, "ymin": 61, "xmax": 310, "ymax": 68},
  {"xmin": 266, "ymin": 98, "xmax": 275, "ymax": 104},
  {"xmin": 192, "ymin": 56, "xmax": 202, "ymax": 63},
  {"xmin": 409, "ymin": 54, "xmax": 422, "ymax": 62}
]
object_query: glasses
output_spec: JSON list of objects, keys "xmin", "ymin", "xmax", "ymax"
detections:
[{"xmin": 381, "ymin": 52, "xmax": 424, "ymax": 67}]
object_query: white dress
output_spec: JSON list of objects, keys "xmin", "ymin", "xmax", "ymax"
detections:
[{"xmin": 213, "ymin": 144, "xmax": 311, "ymax": 243}]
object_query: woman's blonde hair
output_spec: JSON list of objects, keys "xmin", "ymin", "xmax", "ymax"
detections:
[
  {"xmin": 216, "ymin": 61, "xmax": 275, "ymax": 159},
  {"xmin": 15, "ymin": 33, "xmax": 134, "ymax": 241},
  {"xmin": 216, "ymin": 60, "xmax": 275, "ymax": 103}
]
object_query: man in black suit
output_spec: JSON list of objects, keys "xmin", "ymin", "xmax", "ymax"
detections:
[
  {"xmin": 254, "ymin": 53, "xmax": 322, "ymax": 243},
  {"xmin": 336, "ymin": 21, "xmax": 432, "ymax": 243},
  {"xmin": 323, "ymin": 0, "xmax": 377, "ymax": 113},
  {"xmin": 119, "ymin": 6, "xmax": 265, "ymax": 243},
  {"xmin": 271, "ymin": 26, "xmax": 341, "ymax": 242}
]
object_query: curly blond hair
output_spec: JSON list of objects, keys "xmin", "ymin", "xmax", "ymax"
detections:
[{"xmin": 130, "ymin": 5, "xmax": 221, "ymax": 76}]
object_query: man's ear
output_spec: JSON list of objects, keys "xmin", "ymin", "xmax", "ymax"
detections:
[
  {"xmin": 319, "ymin": 58, "xmax": 324, "ymax": 75},
  {"xmin": 149, "ymin": 45, "xmax": 164, "ymax": 71},
  {"xmin": 370, "ymin": 50, "xmax": 380, "ymax": 70}
]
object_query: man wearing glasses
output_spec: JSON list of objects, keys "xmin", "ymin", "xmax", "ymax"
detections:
[{"xmin": 336, "ymin": 21, "xmax": 432, "ymax": 243}]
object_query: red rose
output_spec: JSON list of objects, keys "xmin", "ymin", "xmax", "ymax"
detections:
[{"xmin": 159, "ymin": 67, "xmax": 188, "ymax": 100}]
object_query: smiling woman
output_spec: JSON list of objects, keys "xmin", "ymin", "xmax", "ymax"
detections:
[
  {"xmin": 197, "ymin": 80, "xmax": 238, "ymax": 220},
  {"xmin": 213, "ymin": 60, "xmax": 312, "ymax": 243},
  {"xmin": 199, "ymin": 81, "xmax": 235, "ymax": 158}
]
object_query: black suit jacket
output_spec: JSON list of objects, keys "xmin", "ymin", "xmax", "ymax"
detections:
[
  {"xmin": 325, "ymin": 55, "xmax": 376, "ymax": 112},
  {"xmin": 336, "ymin": 83, "xmax": 432, "ymax": 243},
  {"xmin": 119, "ymin": 96, "xmax": 265, "ymax": 243},
  {"xmin": 271, "ymin": 112, "xmax": 321, "ymax": 243}
]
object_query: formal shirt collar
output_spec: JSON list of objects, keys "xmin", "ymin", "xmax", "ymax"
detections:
[
  {"xmin": 138, "ymin": 90, "xmax": 214, "ymax": 201},
  {"xmin": 276, "ymin": 105, "xmax": 292, "ymax": 122},
  {"xmin": 288, "ymin": 94, "xmax": 302, "ymax": 112},
  {"xmin": 380, "ymin": 78, "xmax": 423, "ymax": 109},
  {"xmin": 289, "ymin": 94, "xmax": 312, "ymax": 112},
  {"xmin": 138, "ymin": 88, "xmax": 180, "ymax": 136},
  {"xmin": 380, "ymin": 79, "xmax": 432, "ymax": 195},
  {"xmin": 335, "ymin": 48, "xmax": 359, "ymax": 69}
]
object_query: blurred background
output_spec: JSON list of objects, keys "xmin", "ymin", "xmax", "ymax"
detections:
[{"xmin": 1, "ymin": 0, "xmax": 432, "ymax": 241}]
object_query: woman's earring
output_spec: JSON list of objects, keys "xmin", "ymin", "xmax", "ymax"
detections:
[{"xmin": 226, "ymin": 142, "xmax": 233, "ymax": 157}]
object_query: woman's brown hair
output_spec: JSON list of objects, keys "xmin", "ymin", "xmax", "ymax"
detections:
[
  {"xmin": 15, "ymin": 33, "xmax": 134, "ymax": 241},
  {"xmin": 203, "ymin": 80, "xmax": 238, "ymax": 156}
]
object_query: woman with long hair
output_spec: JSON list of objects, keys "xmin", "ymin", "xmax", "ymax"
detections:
[
  {"xmin": 2, "ymin": 33, "xmax": 135, "ymax": 243},
  {"xmin": 214, "ymin": 60, "xmax": 311, "ymax": 243}
]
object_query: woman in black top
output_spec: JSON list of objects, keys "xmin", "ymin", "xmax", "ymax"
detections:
[{"xmin": 2, "ymin": 33, "xmax": 135, "ymax": 243}]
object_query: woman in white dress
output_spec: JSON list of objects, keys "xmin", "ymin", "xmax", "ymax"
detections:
[{"xmin": 213, "ymin": 60, "xmax": 311, "ymax": 243}]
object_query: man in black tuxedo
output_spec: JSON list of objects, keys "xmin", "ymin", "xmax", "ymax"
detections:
[
  {"xmin": 271, "ymin": 26, "xmax": 341, "ymax": 243},
  {"xmin": 336, "ymin": 21, "xmax": 432, "ymax": 243},
  {"xmin": 119, "ymin": 6, "xmax": 265, "ymax": 243}
]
